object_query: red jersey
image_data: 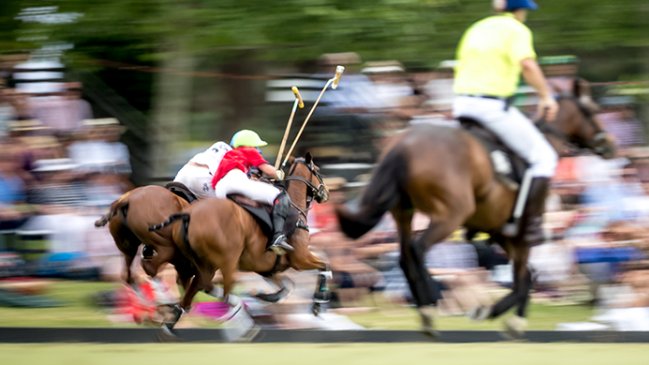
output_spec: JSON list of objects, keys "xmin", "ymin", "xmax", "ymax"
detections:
[{"xmin": 211, "ymin": 147, "xmax": 268, "ymax": 188}]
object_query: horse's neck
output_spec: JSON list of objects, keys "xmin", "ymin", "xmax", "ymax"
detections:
[
  {"xmin": 539, "ymin": 99, "xmax": 578, "ymax": 157},
  {"xmin": 286, "ymin": 175, "xmax": 308, "ymax": 209}
]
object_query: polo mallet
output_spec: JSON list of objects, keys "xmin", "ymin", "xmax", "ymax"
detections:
[
  {"xmin": 281, "ymin": 65, "xmax": 345, "ymax": 168},
  {"xmin": 275, "ymin": 86, "xmax": 304, "ymax": 169}
]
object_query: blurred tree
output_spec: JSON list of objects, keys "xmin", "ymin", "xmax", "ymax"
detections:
[{"xmin": 1, "ymin": 0, "xmax": 647, "ymax": 178}]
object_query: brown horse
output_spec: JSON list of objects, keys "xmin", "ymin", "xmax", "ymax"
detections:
[
  {"xmin": 94, "ymin": 185, "xmax": 200, "ymax": 298},
  {"xmin": 149, "ymin": 153, "xmax": 331, "ymax": 332},
  {"xmin": 336, "ymin": 79, "xmax": 616, "ymax": 337}
]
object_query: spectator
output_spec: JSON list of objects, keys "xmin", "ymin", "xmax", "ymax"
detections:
[
  {"xmin": 598, "ymin": 97, "xmax": 646, "ymax": 149},
  {"xmin": 26, "ymin": 82, "xmax": 93, "ymax": 139},
  {"xmin": 68, "ymin": 118, "xmax": 132, "ymax": 199},
  {"xmin": 0, "ymin": 143, "xmax": 30, "ymax": 230}
]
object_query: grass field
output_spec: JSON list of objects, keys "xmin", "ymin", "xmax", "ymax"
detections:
[
  {"xmin": 0, "ymin": 279, "xmax": 597, "ymax": 331},
  {"xmin": 2, "ymin": 280, "xmax": 645, "ymax": 364},
  {"xmin": 1, "ymin": 343, "xmax": 648, "ymax": 365}
]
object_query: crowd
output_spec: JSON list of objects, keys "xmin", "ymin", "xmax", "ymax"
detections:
[
  {"xmin": 1, "ymin": 50, "xmax": 648, "ymax": 331},
  {"xmin": 0, "ymin": 73, "xmax": 131, "ymax": 280}
]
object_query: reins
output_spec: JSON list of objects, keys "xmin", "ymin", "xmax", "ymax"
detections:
[
  {"xmin": 534, "ymin": 95, "xmax": 608, "ymax": 155},
  {"xmin": 281, "ymin": 157, "xmax": 328, "ymax": 234}
]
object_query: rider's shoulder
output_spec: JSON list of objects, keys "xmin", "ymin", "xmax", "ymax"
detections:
[{"xmin": 208, "ymin": 141, "xmax": 233, "ymax": 153}]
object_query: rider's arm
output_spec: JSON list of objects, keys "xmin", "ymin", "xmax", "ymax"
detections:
[
  {"xmin": 521, "ymin": 58, "xmax": 559, "ymax": 121},
  {"xmin": 258, "ymin": 163, "xmax": 280, "ymax": 180}
]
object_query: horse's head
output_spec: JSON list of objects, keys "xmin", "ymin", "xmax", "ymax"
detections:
[
  {"xmin": 285, "ymin": 152, "xmax": 329, "ymax": 205},
  {"xmin": 539, "ymin": 78, "xmax": 616, "ymax": 159}
]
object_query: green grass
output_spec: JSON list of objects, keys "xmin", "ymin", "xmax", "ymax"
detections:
[
  {"xmin": 0, "ymin": 280, "xmax": 123, "ymax": 327},
  {"xmin": 0, "ymin": 280, "xmax": 596, "ymax": 330},
  {"xmin": 346, "ymin": 300, "xmax": 595, "ymax": 331},
  {"xmin": 2, "ymin": 343, "xmax": 648, "ymax": 365}
]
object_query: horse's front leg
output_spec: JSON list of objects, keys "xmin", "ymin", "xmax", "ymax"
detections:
[
  {"xmin": 311, "ymin": 267, "xmax": 333, "ymax": 316},
  {"xmin": 289, "ymin": 247, "xmax": 332, "ymax": 315},
  {"xmin": 254, "ymin": 274, "xmax": 292, "ymax": 303},
  {"xmin": 505, "ymin": 245, "xmax": 532, "ymax": 338},
  {"xmin": 474, "ymin": 241, "xmax": 532, "ymax": 338}
]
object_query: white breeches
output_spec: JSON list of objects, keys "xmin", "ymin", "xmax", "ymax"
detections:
[
  {"xmin": 214, "ymin": 169, "xmax": 280, "ymax": 205},
  {"xmin": 173, "ymin": 164, "xmax": 214, "ymax": 199},
  {"xmin": 453, "ymin": 96, "xmax": 558, "ymax": 177}
]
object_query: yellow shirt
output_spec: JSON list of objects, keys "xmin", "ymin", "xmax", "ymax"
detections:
[{"xmin": 453, "ymin": 13, "xmax": 536, "ymax": 98}]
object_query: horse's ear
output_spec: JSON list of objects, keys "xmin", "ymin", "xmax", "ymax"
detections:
[
  {"xmin": 305, "ymin": 152, "xmax": 313, "ymax": 164},
  {"xmin": 572, "ymin": 78, "xmax": 591, "ymax": 98},
  {"xmin": 572, "ymin": 78, "xmax": 581, "ymax": 98}
]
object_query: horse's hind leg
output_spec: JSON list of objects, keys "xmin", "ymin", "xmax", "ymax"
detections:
[
  {"xmin": 220, "ymin": 259, "xmax": 239, "ymax": 309},
  {"xmin": 122, "ymin": 249, "xmax": 137, "ymax": 286},
  {"xmin": 111, "ymin": 224, "xmax": 140, "ymax": 286},
  {"xmin": 160, "ymin": 265, "xmax": 212, "ymax": 334},
  {"xmin": 398, "ymin": 213, "xmax": 460, "ymax": 337},
  {"xmin": 486, "ymin": 243, "xmax": 532, "ymax": 338}
]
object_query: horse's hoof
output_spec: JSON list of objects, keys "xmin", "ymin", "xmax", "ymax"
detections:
[
  {"xmin": 417, "ymin": 306, "xmax": 438, "ymax": 339},
  {"xmin": 255, "ymin": 292, "xmax": 281, "ymax": 303},
  {"xmin": 311, "ymin": 302, "xmax": 322, "ymax": 317},
  {"xmin": 235, "ymin": 325, "xmax": 260, "ymax": 343},
  {"xmin": 503, "ymin": 316, "xmax": 528, "ymax": 340},
  {"xmin": 468, "ymin": 305, "xmax": 492, "ymax": 321},
  {"xmin": 421, "ymin": 326, "xmax": 440, "ymax": 339},
  {"xmin": 156, "ymin": 325, "xmax": 181, "ymax": 342}
]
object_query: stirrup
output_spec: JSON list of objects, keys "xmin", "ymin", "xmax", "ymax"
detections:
[{"xmin": 269, "ymin": 235, "xmax": 293, "ymax": 254}]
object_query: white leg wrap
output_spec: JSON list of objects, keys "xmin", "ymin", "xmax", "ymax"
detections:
[
  {"xmin": 319, "ymin": 270, "xmax": 333, "ymax": 280},
  {"xmin": 207, "ymin": 287, "xmax": 224, "ymax": 299}
]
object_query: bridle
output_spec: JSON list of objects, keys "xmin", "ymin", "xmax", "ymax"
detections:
[
  {"xmin": 282, "ymin": 157, "xmax": 329, "ymax": 231},
  {"xmin": 535, "ymin": 95, "xmax": 611, "ymax": 157}
]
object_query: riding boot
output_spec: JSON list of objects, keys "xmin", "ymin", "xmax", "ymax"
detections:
[
  {"xmin": 519, "ymin": 177, "xmax": 551, "ymax": 245},
  {"xmin": 269, "ymin": 191, "xmax": 293, "ymax": 254}
]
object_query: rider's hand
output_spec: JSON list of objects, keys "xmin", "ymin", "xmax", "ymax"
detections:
[
  {"xmin": 275, "ymin": 169, "xmax": 285, "ymax": 181},
  {"xmin": 537, "ymin": 96, "xmax": 559, "ymax": 122}
]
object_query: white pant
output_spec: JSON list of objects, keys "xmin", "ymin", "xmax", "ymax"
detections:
[
  {"xmin": 173, "ymin": 164, "xmax": 214, "ymax": 199},
  {"xmin": 453, "ymin": 96, "xmax": 558, "ymax": 177},
  {"xmin": 214, "ymin": 169, "xmax": 280, "ymax": 205}
]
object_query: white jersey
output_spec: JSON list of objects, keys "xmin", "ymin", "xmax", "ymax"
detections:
[
  {"xmin": 188, "ymin": 141, "xmax": 232, "ymax": 176},
  {"xmin": 173, "ymin": 142, "xmax": 232, "ymax": 198}
]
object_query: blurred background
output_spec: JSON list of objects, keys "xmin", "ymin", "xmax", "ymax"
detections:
[{"xmin": 0, "ymin": 0, "xmax": 648, "ymax": 332}]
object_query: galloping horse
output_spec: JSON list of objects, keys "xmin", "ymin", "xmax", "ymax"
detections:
[
  {"xmin": 94, "ymin": 185, "xmax": 199, "ymax": 296},
  {"xmin": 336, "ymin": 79, "xmax": 616, "ymax": 337},
  {"xmin": 149, "ymin": 153, "xmax": 331, "ymax": 331}
]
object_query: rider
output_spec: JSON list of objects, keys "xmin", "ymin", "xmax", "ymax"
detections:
[
  {"xmin": 173, "ymin": 141, "xmax": 232, "ymax": 199},
  {"xmin": 452, "ymin": 0, "xmax": 559, "ymax": 244},
  {"xmin": 211, "ymin": 129, "xmax": 293, "ymax": 254}
]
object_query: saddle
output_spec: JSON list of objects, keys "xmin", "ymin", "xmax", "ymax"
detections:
[
  {"xmin": 165, "ymin": 181, "xmax": 199, "ymax": 203},
  {"xmin": 458, "ymin": 117, "xmax": 529, "ymax": 188},
  {"xmin": 227, "ymin": 194, "xmax": 299, "ymax": 247}
]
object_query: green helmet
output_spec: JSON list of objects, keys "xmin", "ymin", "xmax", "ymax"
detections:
[{"xmin": 230, "ymin": 129, "xmax": 268, "ymax": 148}]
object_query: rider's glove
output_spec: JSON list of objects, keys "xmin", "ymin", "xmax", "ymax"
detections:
[{"xmin": 275, "ymin": 169, "xmax": 285, "ymax": 181}]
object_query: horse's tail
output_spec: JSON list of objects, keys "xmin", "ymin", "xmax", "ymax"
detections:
[
  {"xmin": 336, "ymin": 146, "xmax": 406, "ymax": 239},
  {"xmin": 148, "ymin": 213, "xmax": 189, "ymax": 232},
  {"xmin": 94, "ymin": 192, "xmax": 132, "ymax": 227}
]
